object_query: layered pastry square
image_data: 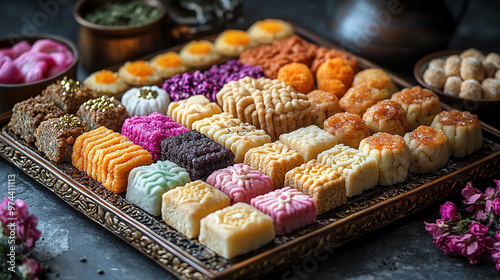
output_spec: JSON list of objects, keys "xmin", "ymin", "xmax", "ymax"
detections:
[{"xmin": 77, "ymin": 95, "xmax": 129, "ymax": 132}]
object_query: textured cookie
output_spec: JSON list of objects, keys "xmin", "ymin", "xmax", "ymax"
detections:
[
  {"xmin": 167, "ymin": 95, "xmax": 222, "ymax": 130},
  {"xmin": 244, "ymin": 141, "xmax": 305, "ymax": 189},
  {"xmin": 149, "ymin": 51, "xmax": 188, "ymax": 79},
  {"xmin": 391, "ymin": 86, "xmax": 442, "ymax": 131},
  {"xmin": 207, "ymin": 163, "xmax": 273, "ymax": 204},
  {"xmin": 362, "ymin": 99, "xmax": 409, "ymax": 136},
  {"xmin": 351, "ymin": 68, "xmax": 397, "ymax": 98},
  {"xmin": 339, "ymin": 84, "xmax": 386, "ymax": 116},
  {"xmin": 359, "ymin": 132, "xmax": 410, "ymax": 186},
  {"xmin": 161, "ymin": 180, "xmax": 230, "ymax": 238},
  {"xmin": 247, "ymin": 18, "xmax": 294, "ymax": 45},
  {"xmin": 214, "ymin": 29, "xmax": 256, "ymax": 57},
  {"xmin": 118, "ymin": 60, "xmax": 162, "ymax": 86},
  {"xmin": 323, "ymin": 112, "xmax": 370, "ymax": 149},
  {"xmin": 318, "ymin": 144, "xmax": 378, "ymax": 197},
  {"xmin": 250, "ymin": 187, "xmax": 316, "ymax": 235},
  {"xmin": 83, "ymin": 70, "xmax": 128, "ymax": 97},
  {"xmin": 404, "ymin": 125, "xmax": 451, "ymax": 173},
  {"xmin": 199, "ymin": 202, "xmax": 275, "ymax": 259},
  {"xmin": 42, "ymin": 77, "xmax": 97, "ymax": 114},
  {"xmin": 285, "ymin": 160, "xmax": 346, "ymax": 215},
  {"xmin": 307, "ymin": 90, "xmax": 341, "ymax": 128},
  {"xmin": 179, "ymin": 40, "xmax": 221, "ymax": 68},
  {"xmin": 125, "ymin": 160, "xmax": 191, "ymax": 216},
  {"xmin": 279, "ymin": 125, "xmax": 337, "ymax": 161},
  {"xmin": 121, "ymin": 85, "xmax": 171, "ymax": 117},
  {"xmin": 77, "ymin": 95, "xmax": 129, "ymax": 132}
]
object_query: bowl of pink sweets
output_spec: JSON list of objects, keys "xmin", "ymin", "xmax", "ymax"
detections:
[{"xmin": 0, "ymin": 34, "xmax": 78, "ymax": 115}]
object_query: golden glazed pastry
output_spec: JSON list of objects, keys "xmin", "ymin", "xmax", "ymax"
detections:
[
  {"xmin": 214, "ymin": 29, "xmax": 256, "ymax": 57},
  {"xmin": 83, "ymin": 70, "xmax": 128, "ymax": 96},
  {"xmin": 359, "ymin": 132, "xmax": 410, "ymax": 186},
  {"xmin": 247, "ymin": 18, "xmax": 294, "ymax": 45},
  {"xmin": 362, "ymin": 100, "xmax": 409, "ymax": 136},
  {"xmin": 352, "ymin": 68, "xmax": 397, "ymax": 98},
  {"xmin": 323, "ymin": 112, "xmax": 370, "ymax": 149},
  {"xmin": 404, "ymin": 125, "xmax": 451, "ymax": 173},
  {"xmin": 339, "ymin": 85, "xmax": 386, "ymax": 117},
  {"xmin": 179, "ymin": 40, "xmax": 222, "ymax": 68},
  {"xmin": 431, "ymin": 110, "xmax": 482, "ymax": 158},
  {"xmin": 118, "ymin": 60, "xmax": 162, "ymax": 86},
  {"xmin": 149, "ymin": 52, "xmax": 188, "ymax": 79},
  {"xmin": 307, "ymin": 89, "xmax": 341, "ymax": 128}
]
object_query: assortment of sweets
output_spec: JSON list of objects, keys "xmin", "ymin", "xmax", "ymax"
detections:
[
  {"xmin": 323, "ymin": 112, "xmax": 370, "ymax": 149},
  {"xmin": 246, "ymin": 18, "xmax": 294, "ymax": 45},
  {"xmin": 244, "ymin": 141, "xmax": 305, "ymax": 189},
  {"xmin": 167, "ymin": 95, "xmax": 222, "ymax": 130},
  {"xmin": 160, "ymin": 130, "xmax": 235, "ymax": 181},
  {"xmin": 352, "ymin": 68, "xmax": 397, "ymax": 98},
  {"xmin": 179, "ymin": 40, "xmax": 222, "ymax": 69},
  {"xmin": 250, "ymin": 187, "xmax": 316, "ymax": 235},
  {"xmin": 161, "ymin": 180, "xmax": 230, "ymax": 238},
  {"xmin": 285, "ymin": 160, "xmax": 346, "ymax": 215},
  {"xmin": 42, "ymin": 77, "xmax": 97, "ymax": 114},
  {"xmin": 206, "ymin": 163, "xmax": 274, "ymax": 205},
  {"xmin": 118, "ymin": 60, "xmax": 162, "ymax": 86},
  {"xmin": 121, "ymin": 112, "xmax": 189, "ymax": 161},
  {"xmin": 199, "ymin": 202, "xmax": 275, "ymax": 259},
  {"xmin": 359, "ymin": 133, "xmax": 410, "ymax": 186},
  {"xmin": 77, "ymin": 95, "xmax": 129, "ymax": 132},
  {"xmin": 318, "ymin": 144, "xmax": 378, "ymax": 197},
  {"xmin": 71, "ymin": 126, "xmax": 153, "ymax": 193},
  {"xmin": 121, "ymin": 85, "xmax": 171, "ymax": 116},
  {"xmin": 362, "ymin": 99, "xmax": 409, "ymax": 136},
  {"xmin": 403, "ymin": 125, "xmax": 451, "ymax": 173},
  {"xmin": 34, "ymin": 114, "xmax": 85, "ymax": 163},
  {"xmin": 83, "ymin": 70, "xmax": 128, "ymax": 96},
  {"xmin": 126, "ymin": 160, "xmax": 191, "ymax": 216},
  {"xmin": 279, "ymin": 125, "xmax": 338, "ymax": 162},
  {"xmin": 431, "ymin": 110, "xmax": 483, "ymax": 158},
  {"xmin": 390, "ymin": 86, "xmax": 442, "ymax": 131},
  {"xmin": 8, "ymin": 95, "xmax": 64, "ymax": 143},
  {"xmin": 307, "ymin": 89, "xmax": 341, "ymax": 128},
  {"xmin": 192, "ymin": 113, "xmax": 271, "ymax": 163},
  {"xmin": 277, "ymin": 62, "xmax": 315, "ymax": 94},
  {"xmin": 214, "ymin": 29, "xmax": 256, "ymax": 57},
  {"xmin": 149, "ymin": 52, "xmax": 188, "ymax": 79}
]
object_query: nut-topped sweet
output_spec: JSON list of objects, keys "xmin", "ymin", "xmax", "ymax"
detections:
[
  {"xmin": 42, "ymin": 77, "xmax": 97, "ymax": 114},
  {"xmin": 77, "ymin": 95, "xmax": 129, "ymax": 132}
]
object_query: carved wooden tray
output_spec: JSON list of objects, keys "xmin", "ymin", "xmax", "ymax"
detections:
[{"xmin": 1, "ymin": 24, "xmax": 500, "ymax": 280}]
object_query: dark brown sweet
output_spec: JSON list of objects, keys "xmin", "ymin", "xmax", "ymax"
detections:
[
  {"xmin": 34, "ymin": 114, "xmax": 85, "ymax": 163},
  {"xmin": 8, "ymin": 95, "xmax": 64, "ymax": 143},
  {"xmin": 160, "ymin": 130, "xmax": 235, "ymax": 180},
  {"xmin": 76, "ymin": 95, "xmax": 129, "ymax": 132},
  {"xmin": 42, "ymin": 77, "xmax": 97, "ymax": 114}
]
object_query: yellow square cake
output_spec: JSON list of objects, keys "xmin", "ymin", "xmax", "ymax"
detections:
[
  {"xmin": 167, "ymin": 95, "xmax": 222, "ymax": 130},
  {"xmin": 279, "ymin": 125, "xmax": 338, "ymax": 161}
]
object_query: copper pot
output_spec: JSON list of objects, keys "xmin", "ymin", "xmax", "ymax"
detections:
[{"xmin": 74, "ymin": 0, "xmax": 168, "ymax": 72}]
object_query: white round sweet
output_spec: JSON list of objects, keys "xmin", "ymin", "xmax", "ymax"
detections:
[{"xmin": 121, "ymin": 85, "xmax": 170, "ymax": 116}]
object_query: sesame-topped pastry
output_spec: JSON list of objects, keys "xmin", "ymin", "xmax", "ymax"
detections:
[
  {"xmin": 247, "ymin": 18, "xmax": 294, "ymax": 45},
  {"xmin": 207, "ymin": 163, "xmax": 274, "ymax": 205},
  {"xmin": 307, "ymin": 89, "xmax": 341, "ymax": 128},
  {"xmin": 323, "ymin": 112, "xmax": 370, "ymax": 149},
  {"xmin": 83, "ymin": 70, "xmax": 128, "ymax": 96},
  {"xmin": 431, "ymin": 110, "xmax": 482, "ymax": 157},
  {"xmin": 77, "ymin": 95, "xmax": 129, "ymax": 132},
  {"xmin": 149, "ymin": 51, "xmax": 188, "ymax": 79},
  {"xmin": 199, "ymin": 203, "xmax": 275, "ymax": 259},
  {"xmin": 214, "ymin": 29, "xmax": 256, "ymax": 57},
  {"xmin": 391, "ymin": 86, "xmax": 442, "ymax": 131},
  {"xmin": 359, "ymin": 133, "xmax": 410, "ymax": 186},
  {"xmin": 121, "ymin": 85, "xmax": 171, "ymax": 116},
  {"xmin": 179, "ymin": 40, "xmax": 222, "ymax": 69},
  {"xmin": 118, "ymin": 60, "xmax": 162, "ymax": 86},
  {"xmin": 352, "ymin": 68, "xmax": 398, "ymax": 98},
  {"xmin": 339, "ymin": 85, "xmax": 386, "ymax": 116},
  {"xmin": 404, "ymin": 125, "xmax": 451, "ymax": 173},
  {"xmin": 362, "ymin": 100, "xmax": 409, "ymax": 136},
  {"xmin": 42, "ymin": 77, "xmax": 97, "ymax": 114}
]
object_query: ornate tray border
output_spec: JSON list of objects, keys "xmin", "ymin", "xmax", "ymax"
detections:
[{"xmin": 1, "ymin": 24, "xmax": 500, "ymax": 280}]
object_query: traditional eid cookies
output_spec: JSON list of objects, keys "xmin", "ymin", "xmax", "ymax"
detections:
[
  {"xmin": 118, "ymin": 60, "xmax": 162, "ymax": 86},
  {"xmin": 459, "ymin": 79, "xmax": 482, "ymax": 99},
  {"xmin": 307, "ymin": 89, "xmax": 341, "ymax": 128},
  {"xmin": 390, "ymin": 86, "xmax": 442, "ymax": 131},
  {"xmin": 323, "ymin": 112, "xmax": 370, "ymax": 149},
  {"xmin": 277, "ymin": 62, "xmax": 315, "ymax": 94},
  {"xmin": 316, "ymin": 58, "xmax": 354, "ymax": 90},
  {"xmin": 126, "ymin": 160, "xmax": 190, "ymax": 216},
  {"xmin": 404, "ymin": 125, "xmax": 451, "ymax": 173},
  {"xmin": 162, "ymin": 180, "xmax": 230, "ymax": 238},
  {"xmin": 339, "ymin": 85, "xmax": 386, "ymax": 116},
  {"xmin": 8, "ymin": 95, "xmax": 64, "ymax": 143},
  {"xmin": 362, "ymin": 100, "xmax": 409, "ymax": 136},
  {"xmin": 121, "ymin": 113, "xmax": 189, "ymax": 161},
  {"xmin": 121, "ymin": 85, "xmax": 171, "ymax": 116},
  {"xmin": 199, "ymin": 202, "xmax": 274, "ymax": 259},
  {"xmin": 251, "ymin": 187, "xmax": 316, "ymax": 235},
  {"xmin": 317, "ymin": 144, "xmax": 378, "ymax": 197},
  {"xmin": 444, "ymin": 55, "xmax": 461, "ymax": 77},
  {"xmin": 77, "ymin": 95, "xmax": 129, "ymax": 132},
  {"xmin": 83, "ymin": 70, "xmax": 128, "ymax": 96},
  {"xmin": 359, "ymin": 133, "xmax": 410, "ymax": 186},
  {"xmin": 279, "ymin": 125, "xmax": 337, "ymax": 161},
  {"xmin": 244, "ymin": 141, "xmax": 305, "ymax": 189},
  {"xmin": 481, "ymin": 78, "xmax": 500, "ymax": 99},
  {"xmin": 34, "ymin": 114, "xmax": 85, "ymax": 163},
  {"xmin": 214, "ymin": 29, "xmax": 256, "ymax": 57},
  {"xmin": 207, "ymin": 163, "xmax": 273, "ymax": 205},
  {"xmin": 352, "ymin": 68, "xmax": 397, "ymax": 98},
  {"xmin": 443, "ymin": 76, "xmax": 462, "ymax": 96},
  {"xmin": 192, "ymin": 113, "xmax": 271, "ymax": 163},
  {"xmin": 149, "ymin": 52, "xmax": 188, "ymax": 79},
  {"xmin": 247, "ymin": 18, "xmax": 294, "ymax": 45},
  {"xmin": 460, "ymin": 57, "xmax": 485, "ymax": 82},
  {"xmin": 160, "ymin": 130, "xmax": 235, "ymax": 181},
  {"xmin": 431, "ymin": 110, "xmax": 482, "ymax": 158},
  {"xmin": 167, "ymin": 95, "xmax": 222, "ymax": 130},
  {"xmin": 42, "ymin": 77, "xmax": 97, "ymax": 114},
  {"xmin": 285, "ymin": 160, "xmax": 346, "ymax": 215},
  {"xmin": 179, "ymin": 40, "xmax": 221, "ymax": 68},
  {"xmin": 423, "ymin": 66, "xmax": 446, "ymax": 90},
  {"xmin": 72, "ymin": 126, "xmax": 152, "ymax": 193}
]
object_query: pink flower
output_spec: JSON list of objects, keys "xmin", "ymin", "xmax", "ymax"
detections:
[
  {"xmin": 470, "ymin": 221, "xmax": 489, "ymax": 238},
  {"xmin": 493, "ymin": 198, "xmax": 500, "ymax": 216},
  {"xmin": 18, "ymin": 255, "xmax": 44, "ymax": 280},
  {"xmin": 0, "ymin": 197, "xmax": 41, "ymax": 252},
  {"xmin": 495, "ymin": 180, "xmax": 500, "ymax": 192},
  {"xmin": 496, "ymin": 230, "xmax": 500, "ymax": 242},
  {"xmin": 440, "ymin": 201, "xmax": 459, "ymax": 221},
  {"xmin": 425, "ymin": 220, "xmax": 448, "ymax": 239}
]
